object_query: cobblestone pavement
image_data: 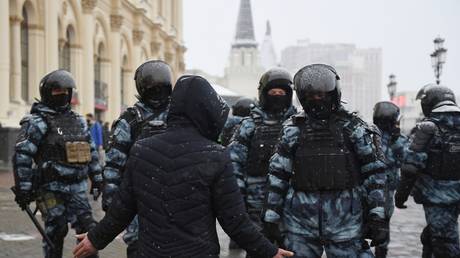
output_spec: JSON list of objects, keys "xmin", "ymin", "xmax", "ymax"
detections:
[{"xmin": 0, "ymin": 171, "xmax": 457, "ymax": 257}]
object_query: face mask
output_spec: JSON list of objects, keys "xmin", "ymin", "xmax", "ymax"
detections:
[
  {"xmin": 302, "ymin": 98, "xmax": 334, "ymax": 119},
  {"xmin": 48, "ymin": 94, "xmax": 69, "ymax": 108},
  {"xmin": 141, "ymin": 86, "xmax": 171, "ymax": 109},
  {"xmin": 265, "ymin": 95, "xmax": 290, "ymax": 113}
]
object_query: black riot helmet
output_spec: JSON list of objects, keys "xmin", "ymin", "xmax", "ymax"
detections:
[
  {"xmin": 416, "ymin": 83, "xmax": 456, "ymax": 116},
  {"xmin": 39, "ymin": 69, "xmax": 76, "ymax": 108},
  {"xmin": 258, "ymin": 67, "xmax": 293, "ymax": 113},
  {"xmin": 373, "ymin": 101, "xmax": 401, "ymax": 133},
  {"xmin": 294, "ymin": 64, "xmax": 341, "ymax": 119},
  {"xmin": 134, "ymin": 60, "xmax": 173, "ymax": 109},
  {"xmin": 232, "ymin": 97, "xmax": 256, "ymax": 117}
]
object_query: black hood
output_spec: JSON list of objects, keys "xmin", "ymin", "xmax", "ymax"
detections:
[{"xmin": 167, "ymin": 75, "xmax": 230, "ymax": 141}]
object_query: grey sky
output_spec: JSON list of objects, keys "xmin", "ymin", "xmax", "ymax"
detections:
[{"xmin": 183, "ymin": 0, "xmax": 460, "ymax": 97}]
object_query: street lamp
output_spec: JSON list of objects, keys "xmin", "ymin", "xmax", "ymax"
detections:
[
  {"xmin": 431, "ymin": 36, "xmax": 447, "ymax": 85},
  {"xmin": 387, "ymin": 74, "xmax": 397, "ymax": 101}
]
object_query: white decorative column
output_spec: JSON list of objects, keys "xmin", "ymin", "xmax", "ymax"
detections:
[
  {"xmin": 0, "ymin": 0, "xmax": 10, "ymax": 118},
  {"xmin": 9, "ymin": 15, "xmax": 23, "ymax": 103},
  {"xmin": 109, "ymin": 14, "xmax": 123, "ymax": 121},
  {"xmin": 81, "ymin": 0, "xmax": 97, "ymax": 115},
  {"xmin": 29, "ymin": 25, "xmax": 45, "ymax": 101},
  {"xmin": 45, "ymin": 0, "xmax": 58, "ymax": 71}
]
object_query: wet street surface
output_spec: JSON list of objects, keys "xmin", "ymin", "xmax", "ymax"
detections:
[{"xmin": 0, "ymin": 171, "xmax": 455, "ymax": 257}]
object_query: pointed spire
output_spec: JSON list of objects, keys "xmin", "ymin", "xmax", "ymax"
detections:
[
  {"xmin": 265, "ymin": 20, "xmax": 271, "ymax": 36},
  {"xmin": 233, "ymin": 0, "xmax": 257, "ymax": 48}
]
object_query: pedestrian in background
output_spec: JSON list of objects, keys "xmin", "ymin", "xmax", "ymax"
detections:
[{"xmin": 86, "ymin": 113, "xmax": 104, "ymax": 164}]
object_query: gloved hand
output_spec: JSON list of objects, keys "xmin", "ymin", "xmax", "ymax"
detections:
[
  {"xmin": 90, "ymin": 179, "xmax": 102, "ymax": 201},
  {"xmin": 394, "ymin": 190, "xmax": 408, "ymax": 209},
  {"xmin": 14, "ymin": 189, "xmax": 33, "ymax": 210},
  {"xmin": 101, "ymin": 193, "xmax": 111, "ymax": 212},
  {"xmin": 365, "ymin": 219, "xmax": 389, "ymax": 247},
  {"xmin": 262, "ymin": 222, "xmax": 283, "ymax": 247}
]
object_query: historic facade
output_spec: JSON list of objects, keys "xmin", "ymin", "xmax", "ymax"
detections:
[{"xmin": 0, "ymin": 0, "xmax": 185, "ymax": 127}]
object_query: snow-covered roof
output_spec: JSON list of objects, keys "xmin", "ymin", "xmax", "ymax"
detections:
[{"xmin": 211, "ymin": 84, "xmax": 239, "ymax": 97}]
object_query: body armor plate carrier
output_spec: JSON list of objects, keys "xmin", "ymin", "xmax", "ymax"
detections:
[
  {"xmin": 246, "ymin": 117, "xmax": 283, "ymax": 177},
  {"xmin": 293, "ymin": 119, "xmax": 361, "ymax": 191},
  {"xmin": 425, "ymin": 122, "xmax": 460, "ymax": 180},
  {"xmin": 37, "ymin": 112, "xmax": 90, "ymax": 165},
  {"xmin": 125, "ymin": 106, "xmax": 167, "ymax": 142}
]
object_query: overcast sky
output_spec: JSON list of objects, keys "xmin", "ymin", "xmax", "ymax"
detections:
[{"xmin": 183, "ymin": 0, "xmax": 460, "ymax": 97}]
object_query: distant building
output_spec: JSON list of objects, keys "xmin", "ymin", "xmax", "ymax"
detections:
[
  {"xmin": 393, "ymin": 91, "xmax": 423, "ymax": 134},
  {"xmin": 223, "ymin": 0, "xmax": 264, "ymax": 98},
  {"xmin": 281, "ymin": 40, "xmax": 382, "ymax": 122}
]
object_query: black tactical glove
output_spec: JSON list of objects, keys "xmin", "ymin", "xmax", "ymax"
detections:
[
  {"xmin": 14, "ymin": 189, "xmax": 33, "ymax": 210},
  {"xmin": 90, "ymin": 179, "xmax": 102, "ymax": 201},
  {"xmin": 365, "ymin": 219, "xmax": 389, "ymax": 247},
  {"xmin": 101, "ymin": 192, "xmax": 112, "ymax": 212},
  {"xmin": 394, "ymin": 190, "xmax": 408, "ymax": 209},
  {"xmin": 262, "ymin": 222, "xmax": 283, "ymax": 247}
]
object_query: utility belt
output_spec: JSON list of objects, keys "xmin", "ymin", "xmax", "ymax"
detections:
[{"xmin": 40, "ymin": 165, "xmax": 88, "ymax": 184}]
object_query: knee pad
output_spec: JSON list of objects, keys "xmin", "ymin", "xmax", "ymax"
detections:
[{"xmin": 48, "ymin": 217, "xmax": 68, "ymax": 242}]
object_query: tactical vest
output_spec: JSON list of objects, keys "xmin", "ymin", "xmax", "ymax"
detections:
[
  {"xmin": 424, "ymin": 122, "xmax": 460, "ymax": 180},
  {"xmin": 246, "ymin": 116, "xmax": 283, "ymax": 177},
  {"xmin": 125, "ymin": 106, "xmax": 167, "ymax": 142},
  {"xmin": 293, "ymin": 118, "xmax": 361, "ymax": 191},
  {"xmin": 36, "ymin": 112, "xmax": 91, "ymax": 165}
]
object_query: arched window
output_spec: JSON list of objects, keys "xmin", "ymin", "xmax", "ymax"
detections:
[
  {"xmin": 59, "ymin": 26, "xmax": 73, "ymax": 71},
  {"xmin": 20, "ymin": 7, "xmax": 29, "ymax": 101},
  {"xmin": 121, "ymin": 56, "xmax": 128, "ymax": 108},
  {"xmin": 94, "ymin": 43, "xmax": 107, "ymax": 120}
]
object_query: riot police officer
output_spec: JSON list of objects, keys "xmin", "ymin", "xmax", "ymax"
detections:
[
  {"xmin": 395, "ymin": 84, "xmax": 460, "ymax": 258},
  {"xmin": 261, "ymin": 64, "xmax": 388, "ymax": 257},
  {"xmin": 228, "ymin": 67, "xmax": 296, "ymax": 249},
  {"xmin": 12, "ymin": 69, "xmax": 103, "ymax": 258},
  {"xmin": 372, "ymin": 101, "xmax": 409, "ymax": 258},
  {"xmin": 102, "ymin": 60, "xmax": 172, "ymax": 258},
  {"xmin": 220, "ymin": 97, "xmax": 256, "ymax": 146}
]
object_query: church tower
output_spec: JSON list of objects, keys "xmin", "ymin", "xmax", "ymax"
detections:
[
  {"xmin": 223, "ymin": 0, "xmax": 264, "ymax": 98},
  {"xmin": 260, "ymin": 20, "xmax": 278, "ymax": 69}
]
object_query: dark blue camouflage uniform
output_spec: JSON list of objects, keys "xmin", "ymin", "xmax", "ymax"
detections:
[
  {"xmin": 228, "ymin": 106, "xmax": 296, "ymax": 230},
  {"xmin": 378, "ymin": 132, "xmax": 409, "ymax": 250},
  {"xmin": 220, "ymin": 115, "xmax": 244, "ymax": 146},
  {"xmin": 263, "ymin": 110, "xmax": 387, "ymax": 258},
  {"xmin": 103, "ymin": 101, "xmax": 167, "ymax": 246},
  {"xmin": 13, "ymin": 103, "xmax": 102, "ymax": 258},
  {"xmin": 403, "ymin": 112, "xmax": 460, "ymax": 257}
]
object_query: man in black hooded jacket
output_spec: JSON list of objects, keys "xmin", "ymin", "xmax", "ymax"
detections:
[{"xmin": 73, "ymin": 75, "xmax": 293, "ymax": 258}]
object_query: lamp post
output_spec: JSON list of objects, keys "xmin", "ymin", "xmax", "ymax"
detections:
[
  {"xmin": 387, "ymin": 74, "xmax": 397, "ymax": 101},
  {"xmin": 430, "ymin": 36, "xmax": 447, "ymax": 85}
]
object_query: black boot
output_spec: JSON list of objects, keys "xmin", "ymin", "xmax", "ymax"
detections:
[
  {"xmin": 127, "ymin": 241, "xmax": 138, "ymax": 258},
  {"xmin": 422, "ymin": 246, "xmax": 433, "ymax": 258},
  {"xmin": 375, "ymin": 246, "xmax": 388, "ymax": 258}
]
